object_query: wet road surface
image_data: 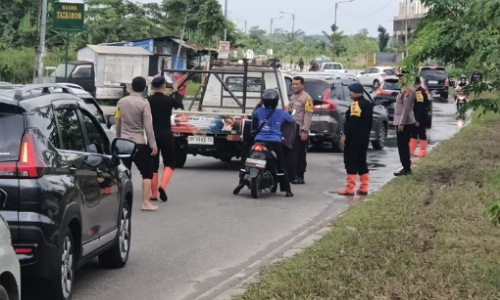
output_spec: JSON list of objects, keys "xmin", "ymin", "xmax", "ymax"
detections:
[{"xmin": 23, "ymin": 101, "xmax": 463, "ymax": 300}]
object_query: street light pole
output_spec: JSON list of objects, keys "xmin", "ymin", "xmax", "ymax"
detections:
[
  {"xmin": 270, "ymin": 16, "xmax": 283, "ymax": 36},
  {"xmin": 334, "ymin": 0, "xmax": 354, "ymax": 28},
  {"xmin": 279, "ymin": 11, "xmax": 295, "ymax": 39},
  {"xmin": 36, "ymin": 0, "xmax": 48, "ymax": 83},
  {"xmin": 223, "ymin": 0, "xmax": 228, "ymax": 41},
  {"xmin": 405, "ymin": 0, "xmax": 409, "ymax": 57}
]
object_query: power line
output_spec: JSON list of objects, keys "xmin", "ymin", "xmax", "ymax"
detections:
[{"xmin": 341, "ymin": 0, "xmax": 395, "ymax": 19}]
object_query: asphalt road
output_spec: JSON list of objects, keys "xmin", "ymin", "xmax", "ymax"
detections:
[{"xmin": 25, "ymin": 101, "xmax": 462, "ymax": 300}]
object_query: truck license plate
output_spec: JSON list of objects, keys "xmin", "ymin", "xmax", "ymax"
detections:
[
  {"xmin": 188, "ymin": 136, "xmax": 214, "ymax": 145},
  {"xmin": 245, "ymin": 158, "xmax": 267, "ymax": 169}
]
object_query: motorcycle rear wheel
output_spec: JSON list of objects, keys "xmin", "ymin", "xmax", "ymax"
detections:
[{"xmin": 251, "ymin": 172, "xmax": 263, "ymax": 199}]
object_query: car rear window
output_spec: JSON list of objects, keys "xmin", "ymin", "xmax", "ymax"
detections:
[
  {"xmin": 304, "ymin": 81, "xmax": 330, "ymax": 104},
  {"xmin": 382, "ymin": 80, "xmax": 400, "ymax": 90},
  {"xmin": 0, "ymin": 112, "xmax": 24, "ymax": 162},
  {"xmin": 420, "ymin": 69, "xmax": 448, "ymax": 78}
]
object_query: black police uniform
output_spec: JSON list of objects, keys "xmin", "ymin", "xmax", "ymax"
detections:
[
  {"xmin": 411, "ymin": 86, "xmax": 430, "ymax": 140},
  {"xmin": 343, "ymin": 93, "xmax": 373, "ymax": 175}
]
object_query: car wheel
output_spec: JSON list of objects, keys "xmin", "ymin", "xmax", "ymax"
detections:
[
  {"xmin": 99, "ymin": 201, "xmax": 131, "ymax": 269},
  {"xmin": 0, "ymin": 285, "xmax": 9, "ymax": 300},
  {"xmin": 372, "ymin": 80, "xmax": 380, "ymax": 89},
  {"xmin": 331, "ymin": 138, "xmax": 344, "ymax": 153},
  {"xmin": 372, "ymin": 123, "xmax": 387, "ymax": 150},
  {"xmin": 49, "ymin": 228, "xmax": 75, "ymax": 300}
]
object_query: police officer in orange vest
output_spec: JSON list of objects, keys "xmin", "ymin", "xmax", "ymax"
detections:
[
  {"xmin": 409, "ymin": 76, "xmax": 430, "ymax": 157},
  {"xmin": 337, "ymin": 83, "xmax": 373, "ymax": 196}
]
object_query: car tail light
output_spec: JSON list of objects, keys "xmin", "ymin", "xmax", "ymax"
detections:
[
  {"xmin": 0, "ymin": 130, "xmax": 47, "ymax": 179},
  {"xmin": 252, "ymin": 144, "xmax": 264, "ymax": 152},
  {"xmin": 313, "ymin": 88, "xmax": 338, "ymax": 111},
  {"xmin": 376, "ymin": 88, "xmax": 393, "ymax": 96},
  {"xmin": 444, "ymin": 79, "xmax": 449, "ymax": 86},
  {"xmin": 15, "ymin": 247, "xmax": 33, "ymax": 255}
]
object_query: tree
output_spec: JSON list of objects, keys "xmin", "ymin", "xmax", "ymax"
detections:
[
  {"xmin": 323, "ymin": 24, "xmax": 346, "ymax": 59},
  {"xmin": 377, "ymin": 25, "xmax": 390, "ymax": 52},
  {"xmin": 197, "ymin": 0, "xmax": 225, "ymax": 47}
]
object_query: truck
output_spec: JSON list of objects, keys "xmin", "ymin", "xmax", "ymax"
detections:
[
  {"xmin": 54, "ymin": 45, "xmax": 151, "ymax": 103},
  {"xmin": 164, "ymin": 59, "xmax": 292, "ymax": 168}
]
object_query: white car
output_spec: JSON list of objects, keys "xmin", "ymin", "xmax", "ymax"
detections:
[
  {"xmin": 357, "ymin": 66, "xmax": 396, "ymax": 88},
  {"xmin": 319, "ymin": 62, "xmax": 346, "ymax": 74},
  {"xmin": 0, "ymin": 192, "xmax": 21, "ymax": 300}
]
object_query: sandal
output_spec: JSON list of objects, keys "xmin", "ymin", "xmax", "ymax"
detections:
[
  {"xmin": 141, "ymin": 203, "xmax": 158, "ymax": 211},
  {"xmin": 149, "ymin": 197, "xmax": 158, "ymax": 201}
]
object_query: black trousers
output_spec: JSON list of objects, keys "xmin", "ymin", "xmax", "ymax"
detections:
[
  {"xmin": 397, "ymin": 124, "xmax": 415, "ymax": 171},
  {"xmin": 152, "ymin": 132, "xmax": 175, "ymax": 172},
  {"xmin": 122, "ymin": 144, "xmax": 153, "ymax": 179},
  {"xmin": 411, "ymin": 123, "xmax": 427, "ymax": 140},
  {"xmin": 262, "ymin": 141, "xmax": 292, "ymax": 193},
  {"xmin": 284, "ymin": 124, "xmax": 308, "ymax": 179},
  {"xmin": 344, "ymin": 140, "xmax": 369, "ymax": 175}
]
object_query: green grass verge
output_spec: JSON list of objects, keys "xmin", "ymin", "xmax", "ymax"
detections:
[
  {"xmin": 235, "ymin": 112, "xmax": 500, "ymax": 300},
  {"xmin": 186, "ymin": 82, "xmax": 201, "ymax": 97}
]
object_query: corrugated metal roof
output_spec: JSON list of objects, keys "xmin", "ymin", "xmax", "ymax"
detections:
[{"xmin": 84, "ymin": 45, "xmax": 152, "ymax": 55}]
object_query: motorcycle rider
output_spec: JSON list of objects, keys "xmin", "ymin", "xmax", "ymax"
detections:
[
  {"xmin": 455, "ymin": 86, "xmax": 468, "ymax": 120},
  {"xmin": 456, "ymin": 75, "xmax": 468, "ymax": 89},
  {"xmin": 233, "ymin": 89, "xmax": 294, "ymax": 197}
]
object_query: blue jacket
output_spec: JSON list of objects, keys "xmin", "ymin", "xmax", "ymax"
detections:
[{"xmin": 253, "ymin": 107, "xmax": 294, "ymax": 143}]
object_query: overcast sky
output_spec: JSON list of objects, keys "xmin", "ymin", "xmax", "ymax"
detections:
[{"xmin": 131, "ymin": 0, "xmax": 403, "ymax": 37}]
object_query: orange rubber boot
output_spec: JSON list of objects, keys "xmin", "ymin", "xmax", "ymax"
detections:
[
  {"xmin": 150, "ymin": 173, "xmax": 159, "ymax": 200},
  {"xmin": 409, "ymin": 138, "xmax": 418, "ymax": 156},
  {"xmin": 337, "ymin": 175, "xmax": 356, "ymax": 196},
  {"xmin": 415, "ymin": 140, "xmax": 428, "ymax": 157},
  {"xmin": 158, "ymin": 167, "xmax": 174, "ymax": 202},
  {"xmin": 357, "ymin": 173, "xmax": 370, "ymax": 195}
]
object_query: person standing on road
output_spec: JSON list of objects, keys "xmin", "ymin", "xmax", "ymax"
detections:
[
  {"xmin": 409, "ymin": 76, "xmax": 431, "ymax": 157},
  {"xmin": 285, "ymin": 76, "xmax": 313, "ymax": 184},
  {"xmin": 470, "ymin": 66, "xmax": 483, "ymax": 84},
  {"xmin": 337, "ymin": 83, "xmax": 373, "ymax": 196},
  {"xmin": 115, "ymin": 76, "xmax": 159, "ymax": 211},
  {"xmin": 393, "ymin": 71, "xmax": 416, "ymax": 176},
  {"xmin": 147, "ymin": 76, "xmax": 183, "ymax": 202}
]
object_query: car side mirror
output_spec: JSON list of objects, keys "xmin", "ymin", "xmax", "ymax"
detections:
[
  {"xmin": 106, "ymin": 114, "xmax": 116, "ymax": 129},
  {"xmin": 111, "ymin": 138, "xmax": 137, "ymax": 159},
  {"xmin": 360, "ymin": 72, "xmax": 365, "ymax": 75},
  {"xmin": 83, "ymin": 154, "xmax": 104, "ymax": 168}
]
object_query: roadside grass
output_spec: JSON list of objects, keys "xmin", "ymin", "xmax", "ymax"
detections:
[
  {"xmin": 235, "ymin": 112, "xmax": 500, "ymax": 300},
  {"xmin": 186, "ymin": 82, "xmax": 201, "ymax": 97}
]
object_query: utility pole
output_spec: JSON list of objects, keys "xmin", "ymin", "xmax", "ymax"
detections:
[
  {"xmin": 244, "ymin": 20, "xmax": 247, "ymax": 35},
  {"xmin": 223, "ymin": 0, "xmax": 228, "ymax": 41},
  {"xmin": 334, "ymin": 0, "xmax": 354, "ymax": 27},
  {"xmin": 176, "ymin": 14, "xmax": 188, "ymax": 70},
  {"xmin": 405, "ymin": 0, "xmax": 409, "ymax": 57},
  {"xmin": 270, "ymin": 16, "xmax": 282, "ymax": 36},
  {"xmin": 36, "ymin": 0, "xmax": 48, "ymax": 84}
]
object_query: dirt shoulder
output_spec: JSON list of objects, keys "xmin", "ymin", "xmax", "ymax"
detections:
[{"xmin": 234, "ymin": 113, "xmax": 500, "ymax": 300}]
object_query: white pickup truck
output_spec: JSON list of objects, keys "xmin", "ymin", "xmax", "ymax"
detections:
[
  {"xmin": 319, "ymin": 62, "xmax": 346, "ymax": 74},
  {"xmin": 167, "ymin": 60, "xmax": 292, "ymax": 167}
]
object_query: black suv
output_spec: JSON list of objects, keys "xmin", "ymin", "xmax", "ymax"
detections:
[
  {"xmin": 301, "ymin": 74, "xmax": 389, "ymax": 152},
  {"xmin": 419, "ymin": 66, "xmax": 450, "ymax": 101},
  {"xmin": 0, "ymin": 84, "xmax": 136, "ymax": 300}
]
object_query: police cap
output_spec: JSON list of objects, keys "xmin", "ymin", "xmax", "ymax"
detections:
[
  {"xmin": 348, "ymin": 83, "xmax": 364, "ymax": 94},
  {"xmin": 151, "ymin": 76, "xmax": 167, "ymax": 87}
]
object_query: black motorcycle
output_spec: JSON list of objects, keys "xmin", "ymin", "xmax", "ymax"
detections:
[{"xmin": 243, "ymin": 142, "xmax": 279, "ymax": 198}]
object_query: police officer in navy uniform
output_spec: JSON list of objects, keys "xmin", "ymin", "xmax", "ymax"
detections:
[
  {"xmin": 409, "ymin": 76, "xmax": 431, "ymax": 157},
  {"xmin": 337, "ymin": 83, "xmax": 373, "ymax": 196},
  {"xmin": 147, "ymin": 76, "xmax": 183, "ymax": 202}
]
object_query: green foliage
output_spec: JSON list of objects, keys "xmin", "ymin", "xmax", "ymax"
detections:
[{"xmin": 377, "ymin": 25, "xmax": 390, "ymax": 52}]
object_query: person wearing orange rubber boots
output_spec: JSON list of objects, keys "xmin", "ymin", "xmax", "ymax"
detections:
[
  {"xmin": 147, "ymin": 76, "xmax": 183, "ymax": 202},
  {"xmin": 337, "ymin": 83, "xmax": 373, "ymax": 196},
  {"xmin": 409, "ymin": 76, "xmax": 430, "ymax": 157}
]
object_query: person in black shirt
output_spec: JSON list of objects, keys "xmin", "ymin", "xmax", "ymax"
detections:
[
  {"xmin": 470, "ymin": 67, "xmax": 483, "ymax": 84},
  {"xmin": 409, "ymin": 76, "xmax": 431, "ymax": 157},
  {"xmin": 147, "ymin": 76, "xmax": 183, "ymax": 202},
  {"xmin": 337, "ymin": 83, "xmax": 374, "ymax": 196}
]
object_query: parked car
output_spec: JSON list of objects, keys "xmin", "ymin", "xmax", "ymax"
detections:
[
  {"xmin": 357, "ymin": 66, "xmax": 396, "ymax": 89},
  {"xmin": 418, "ymin": 66, "xmax": 449, "ymax": 101},
  {"xmin": 300, "ymin": 74, "xmax": 389, "ymax": 152},
  {"xmin": 0, "ymin": 83, "xmax": 115, "ymax": 141},
  {"xmin": 374, "ymin": 76, "xmax": 433, "ymax": 128},
  {"xmin": 319, "ymin": 62, "xmax": 346, "ymax": 74},
  {"xmin": 0, "ymin": 207, "xmax": 21, "ymax": 300},
  {"xmin": 0, "ymin": 83, "xmax": 137, "ymax": 300}
]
